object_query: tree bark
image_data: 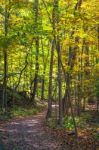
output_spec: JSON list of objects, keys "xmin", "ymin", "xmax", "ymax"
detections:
[
  {"xmin": 3, "ymin": 3, "xmax": 9, "ymax": 112},
  {"xmin": 46, "ymin": 40, "xmax": 55, "ymax": 119},
  {"xmin": 31, "ymin": 0, "xmax": 39, "ymax": 105}
]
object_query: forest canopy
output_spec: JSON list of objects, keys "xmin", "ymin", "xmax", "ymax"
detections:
[
  {"xmin": 0, "ymin": 0, "xmax": 99, "ymax": 132},
  {"xmin": 0, "ymin": 0, "xmax": 99, "ymax": 149}
]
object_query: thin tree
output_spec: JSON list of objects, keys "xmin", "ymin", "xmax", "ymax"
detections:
[
  {"xmin": 31, "ymin": 0, "xmax": 39, "ymax": 105},
  {"xmin": 2, "ymin": 1, "xmax": 9, "ymax": 112}
]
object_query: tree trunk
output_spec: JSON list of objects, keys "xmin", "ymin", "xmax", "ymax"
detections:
[
  {"xmin": 31, "ymin": 0, "xmax": 39, "ymax": 105},
  {"xmin": 41, "ymin": 68, "xmax": 45, "ymax": 100},
  {"xmin": 46, "ymin": 40, "xmax": 54, "ymax": 119},
  {"xmin": 57, "ymin": 38, "xmax": 63, "ymax": 126},
  {"xmin": 54, "ymin": 0, "xmax": 63, "ymax": 126},
  {"xmin": 3, "ymin": 3, "xmax": 8, "ymax": 112}
]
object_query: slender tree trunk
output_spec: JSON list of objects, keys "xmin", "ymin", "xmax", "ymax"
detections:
[
  {"xmin": 96, "ymin": 25, "xmax": 99, "ymax": 117},
  {"xmin": 57, "ymin": 38, "xmax": 63, "ymax": 125},
  {"xmin": 41, "ymin": 66, "xmax": 45, "ymax": 100},
  {"xmin": 3, "ymin": 3, "xmax": 8, "ymax": 112},
  {"xmin": 31, "ymin": 0, "xmax": 39, "ymax": 105},
  {"xmin": 46, "ymin": 40, "xmax": 54, "ymax": 119},
  {"xmin": 53, "ymin": 0, "xmax": 63, "ymax": 126},
  {"xmin": 41, "ymin": 40, "xmax": 49, "ymax": 101},
  {"xmin": 31, "ymin": 39, "xmax": 39, "ymax": 104}
]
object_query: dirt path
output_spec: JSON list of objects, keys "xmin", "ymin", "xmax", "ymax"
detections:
[{"xmin": 0, "ymin": 111, "xmax": 69, "ymax": 150}]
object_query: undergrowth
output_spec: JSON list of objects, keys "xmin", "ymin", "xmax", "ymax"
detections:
[{"xmin": 0, "ymin": 105, "xmax": 46, "ymax": 121}]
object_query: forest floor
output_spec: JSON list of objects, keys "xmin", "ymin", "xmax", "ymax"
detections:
[
  {"xmin": 0, "ymin": 106, "xmax": 99, "ymax": 150},
  {"xmin": 0, "ymin": 110, "xmax": 70, "ymax": 150}
]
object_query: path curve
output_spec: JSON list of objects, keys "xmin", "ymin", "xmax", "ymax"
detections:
[{"xmin": 0, "ymin": 111, "xmax": 68, "ymax": 150}]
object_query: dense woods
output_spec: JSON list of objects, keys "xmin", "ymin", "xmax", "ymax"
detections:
[{"xmin": 0, "ymin": 0, "xmax": 99, "ymax": 149}]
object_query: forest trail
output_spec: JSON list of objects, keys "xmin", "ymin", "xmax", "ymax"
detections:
[{"xmin": 0, "ymin": 110, "xmax": 68, "ymax": 150}]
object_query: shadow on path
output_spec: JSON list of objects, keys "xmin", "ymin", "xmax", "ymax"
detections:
[{"xmin": 0, "ymin": 111, "xmax": 68, "ymax": 150}]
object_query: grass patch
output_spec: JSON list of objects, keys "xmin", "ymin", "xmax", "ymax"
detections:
[
  {"xmin": 46, "ymin": 117, "xmax": 58, "ymax": 129},
  {"xmin": 63, "ymin": 116, "xmax": 80, "ymax": 130},
  {"xmin": 93, "ymin": 132, "xmax": 99, "ymax": 140},
  {"xmin": 0, "ymin": 105, "xmax": 46, "ymax": 122},
  {"xmin": 12, "ymin": 106, "xmax": 38, "ymax": 117}
]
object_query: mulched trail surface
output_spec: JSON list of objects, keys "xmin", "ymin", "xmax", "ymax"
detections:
[{"xmin": 0, "ymin": 111, "xmax": 69, "ymax": 150}]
